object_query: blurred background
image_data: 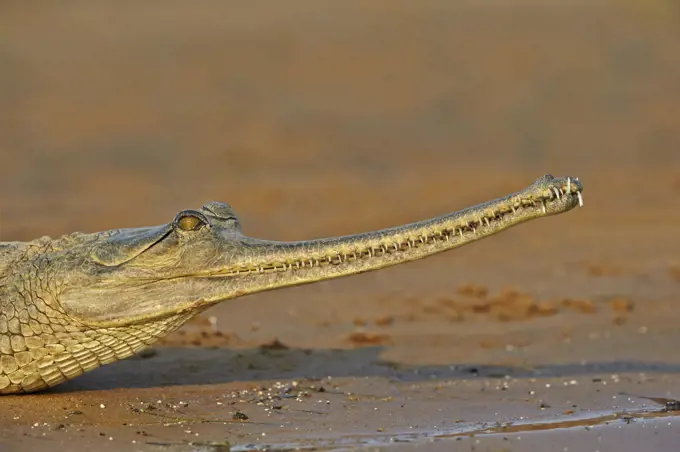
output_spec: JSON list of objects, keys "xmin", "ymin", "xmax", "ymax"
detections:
[
  {"xmin": 1, "ymin": 1, "xmax": 679, "ymax": 357},
  {"xmin": 2, "ymin": 0, "xmax": 678, "ymax": 237}
]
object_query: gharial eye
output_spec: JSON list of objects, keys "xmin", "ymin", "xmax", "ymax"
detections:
[{"xmin": 176, "ymin": 212, "xmax": 206, "ymax": 231}]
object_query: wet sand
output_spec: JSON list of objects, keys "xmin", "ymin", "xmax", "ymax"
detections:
[{"xmin": 1, "ymin": 1, "xmax": 680, "ymax": 451}]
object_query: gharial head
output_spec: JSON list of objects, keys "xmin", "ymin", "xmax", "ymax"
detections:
[{"xmin": 45, "ymin": 174, "xmax": 583, "ymax": 332}]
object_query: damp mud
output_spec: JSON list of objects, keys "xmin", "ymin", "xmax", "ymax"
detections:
[{"xmin": 2, "ymin": 1, "xmax": 680, "ymax": 451}]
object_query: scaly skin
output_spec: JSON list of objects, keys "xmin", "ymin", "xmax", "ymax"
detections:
[{"xmin": 0, "ymin": 174, "xmax": 583, "ymax": 394}]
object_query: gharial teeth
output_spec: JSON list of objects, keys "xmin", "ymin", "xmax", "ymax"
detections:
[
  {"xmin": 567, "ymin": 177, "xmax": 571, "ymax": 192},
  {"xmin": 577, "ymin": 191, "xmax": 584, "ymax": 207},
  {"xmin": 553, "ymin": 187, "xmax": 561, "ymax": 199},
  {"xmin": 541, "ymin": 199, "xmax": 547, "ymax": 213}
]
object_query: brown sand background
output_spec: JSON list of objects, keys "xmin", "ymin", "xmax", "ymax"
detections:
[{"xmin": 1, "ymin": 1, "xmax": 680, "ymax": 451}]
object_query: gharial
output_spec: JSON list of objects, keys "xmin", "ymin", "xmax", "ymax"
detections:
[{"xmin": 0, "ymin": 174, "xmax": 583, "ymax": 394}]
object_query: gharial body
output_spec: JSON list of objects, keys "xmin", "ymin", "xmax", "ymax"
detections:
[{"xmin": 0, "ymin": 174, "xmax": 583, "ymax": 394}]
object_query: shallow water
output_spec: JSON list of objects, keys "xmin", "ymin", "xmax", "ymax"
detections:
[{"xmin": 230, "ymin": 407, "xmax": 680, "ymax": 451}]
